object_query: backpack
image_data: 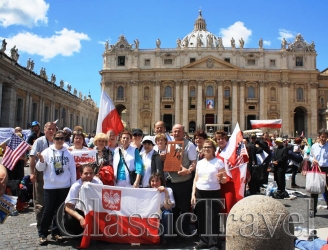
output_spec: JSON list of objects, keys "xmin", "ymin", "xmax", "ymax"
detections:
[{"xmin": 98, "ymin": 165, "xmax": 115, "ymax": 186}]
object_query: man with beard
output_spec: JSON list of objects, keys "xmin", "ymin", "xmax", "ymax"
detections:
[{"xmin": 26, "ymin": 121, "xmax": 45, "ymax": 146}]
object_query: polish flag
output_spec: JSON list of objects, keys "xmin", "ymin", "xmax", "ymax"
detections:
[
  {"xmin": 96, "ymin": 90, "xmax": 124, "ymax": 135},
  {"xmin": 217, "ymin": 123, "xmax": 249, "ymax": 213},
  {"xmin": 79, "ymin": 183, "xmax": 161, "ymax": 248},
  {"xmin": 250, "ymin": 119, "xmax": 282, "ymax": 129}
]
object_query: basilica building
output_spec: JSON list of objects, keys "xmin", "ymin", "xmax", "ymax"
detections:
[{"xmin": 101, "ymin": 11, "xmax": 327, "ymax": 138}]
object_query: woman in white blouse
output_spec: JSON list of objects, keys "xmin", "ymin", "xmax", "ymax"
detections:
[{"xmin": 191, "ymin": 139, "xmax": 227, "ymax": 249}]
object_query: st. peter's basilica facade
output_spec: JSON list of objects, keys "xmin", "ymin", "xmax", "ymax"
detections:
[{"xmin": 100, "ymin": 11, "xmax": 328, "ymax": 138}]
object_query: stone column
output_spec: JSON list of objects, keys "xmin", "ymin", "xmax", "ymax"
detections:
[
  {"xmin": 239, "ymin": 81, "xmax": 245, "ymax": 130},
  {"xmin": 39, "ymin": 98, "xmax": 44, "ymax": 125},
  {"xmin": 174, "ymin": 80, "xmax": 181, "ymax": 124},
  {"xmin": 310, "ymin": 82, "xmax": 318, "ymax": 137},
  {"xmin": 130, "ymin": 80, "xmax": 139, "ymax": 129},
  {"xmin": 154, "ymin": 80, "xmax": 161, "ymax": 123},
  {"xmin": 182, "ymin": 79, "xmax": 189, "ymax": 129},
  {"xmin": 231, "ymin": 80, "xmax": 238, "ymax": 128},
  {"xmin": 280, "ymin": 81, "xmax": 290, "ymax": 135},
  {"xmin": 25, "ymin": 92, "xmax": 30, "ymax": 126},
  {"xmin": 217, "ymin": 80, "xmax": 223, "ymax": 125},
  {"xmin": 196, "ymin": 80, "xmax": 203, "ymax": 129},
  {"xmin": 259, "ymin": 80, "xmax": 266, "ymax": 119}
]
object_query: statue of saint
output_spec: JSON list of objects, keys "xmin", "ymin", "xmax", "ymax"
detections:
[
  {"xmin": 282, "ymin": 38, "xmax": 287, "ymax": 49},
  {"xmin": 73, "ymin": 88, "xmax": 77, "ymax": 95},
  {"xmin": 67, "ymin": 84, "xmax": 71, "ymax": 92},
  {"xmin": 231, "ymin": 37, "xmax": 235, "ymax": 48},
  {"xmin": 197, "ymin": 36, "xmax": 202, "ymax": 47},
  {"xmin": 207, "ymin": 34, "xmax": 213, "ymax": 47},
  {"xmin": 30, "ymin": 60, "xmax": 34, "ymax": 71},
  {"xmin": 27, "ymin": 58, "xmax": 31, "ymax": 69},
  {"xmin": 10, "ymin": 46, "xmax": 16, "ymax": 59},
  {"xmin": 1, "ymin": 39, "xmax": 7, "ymax": 52},
  {"xmin": 134, "ymin": 39, "xmax": 139, "ymax": 49},
  {"xmin": 60, "ymin": 80, "xmax": 64, "ymax": 88},
  {"xmin": 184, "ymin": 36, "xmax": 189, "ymax": 47},
  {"xmin": 239, "ymin": 38, "xmax": 244, "ymax": 49},
  {"xmin": 176, "ymin": 38, "xmax": 181, "ymax": 48},
  {"xmin": 156, "ymin": 38, "xmax": 161, "ymax": 48},
  {"xmin": 105, "ymin": 40, "xmax": 109, "ymax": 51},
  {"xmin": 259, "ymin": 38, "xmax": 263, "ymax": 49},
  {"xmin": 51, "ymin": 74, "xmax": 56, "ymax": 84},
  {"xmin": 218, "ymin": 37, "xmax": 223, "ymax": 48}
]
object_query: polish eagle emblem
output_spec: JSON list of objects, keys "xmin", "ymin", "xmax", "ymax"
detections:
[{"xmin": 102, "ymin": 189, "xmax": 121, "ymax": 211}]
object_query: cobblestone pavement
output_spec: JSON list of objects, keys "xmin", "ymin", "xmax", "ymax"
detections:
[{"xmin": 1, "ymin": 167, "xmax": 327, "ymax": 249}]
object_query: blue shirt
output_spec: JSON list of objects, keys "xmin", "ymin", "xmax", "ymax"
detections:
[
  {"xmin": 309, "ymin": 142, "xmax": 328, "ymax": 167},
  {"xmin": 117, "ymin": 148, "xmax": 143, "ymax": 181}
]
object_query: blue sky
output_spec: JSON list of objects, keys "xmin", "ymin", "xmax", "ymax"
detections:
[{"xmin": 1, "ymin": 0, "xmax": 327, "ymax": 106}]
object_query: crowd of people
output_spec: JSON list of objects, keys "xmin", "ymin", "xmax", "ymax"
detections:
[{"xmin": 1, "ymin": 120, "xmax": 328, "ymax": 249}]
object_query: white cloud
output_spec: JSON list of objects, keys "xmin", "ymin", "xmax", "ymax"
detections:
[
  {"xmin": 0, "ymin": 0, "xmax": 49, "ymax": 28},
  {"xmin": 263, "ymin": 40, "xmax": 271, "ymax": 46},
  {"xmin": 2, "ymin": 28, "xmax": 90, "ymax": 61},
  {"xmin": 219, "ymin": 21, "xmax": 252, "ymax": 47},
  {"xmin": 278, "ymin": 29, "xmax": 294, "ymax": 41}
]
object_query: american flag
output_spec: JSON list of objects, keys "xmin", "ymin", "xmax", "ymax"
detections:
[
  {"xmin": 235, "ymin": 142, "xmax": 249, "ymax": 167},
  {"xmin": 2, "ymin": 133, "xmax": 29, "ymax": 171}
]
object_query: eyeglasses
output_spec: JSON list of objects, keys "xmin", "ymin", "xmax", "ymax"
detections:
[
  {"xmin": 54, "ymin": 137, "xmax": 65, "ymax": 141},
  {"xmin": 203, "ymin": 146, "xmax": 213, "ymax": 149}
]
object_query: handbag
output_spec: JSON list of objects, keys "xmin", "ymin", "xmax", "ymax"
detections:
[
  {"xmin": 305, "ymin": 163, "xmax": 326, "ymax": 194},
  {"xmin": 119, "ymin": 149, "xmax": 140, "ymax": 186}
]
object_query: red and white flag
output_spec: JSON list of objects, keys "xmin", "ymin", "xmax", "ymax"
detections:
[
  {"xmin": 79, "ymin": 183, "xmax": 161, "ymax": 248},
  {"xmin": 218, "ymin": 123, "xmax": 249, "ymax": 202},
  {"xmin": 96, "ymin": 90, "xmax": 124, "ymax": 135},
  {"xmin": 2, "ymin": 133, "xmax": 30, "ymax": 170},
  {"xmin": 250, "ymin": 119, "xmax": 282, "ymax": 129}
]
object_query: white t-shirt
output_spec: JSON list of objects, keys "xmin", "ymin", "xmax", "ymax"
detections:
[
  {"xmin": 160, "ymin": 187, "xmax": 175, "ymax": 208},
  {"xmin": 141, "ymin": 149, "xmax": 154, "ymax": 187},
  {"xmin": 65, "ymin": 178, "xmax": 103, "ymax": 209},
  {"xmin": 196, "ymin": 157, "xmax": 224, "ymax": 190}
]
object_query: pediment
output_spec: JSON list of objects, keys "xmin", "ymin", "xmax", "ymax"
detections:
[{"xmin": 181, "ymin": 56, "xmax": 239, "ymax": 70}]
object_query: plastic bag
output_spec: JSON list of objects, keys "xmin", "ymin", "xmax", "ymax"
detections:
[
  {"xmin": 265, "ymin": 181, "xmax": 277, "ymax": 196},
  {"xmin": 305, "ymin": 164, "xmax": 326, "ymax": 194}
]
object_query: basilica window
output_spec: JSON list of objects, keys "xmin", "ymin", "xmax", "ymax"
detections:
[
  {"xmin": 296, "ymin": 57, "xmax": 303, "ymax": 67},
  {"xmin": 206, "ymin": 86, "xmax": 214, "ymax": 96},
  {"xmin": 144, "ymin": 59, "xmax": 150, "ymax": 66},
  {"xmin": 190, "ymin": 58, "xmax": 196, "ymax": 63},
  {"xmin": 117, "ymin": 56, "xmax": 125, "ymax": 66},
  {"xmin": 164, "ymin": 59, "xmax": 173, "ymax": 65},
  {"xmin": 270, "ymin": 60, "xmax": 276, "ymax": 67},
  {"xmin": 190, "ymin": 86, "xmax": 195, "ymax": 97},
  {"xmin": 247, "ymin": 59, "xmax": 256, "ymax": 66},
  {"xmin": 117, "ymin": 86, "xmax": 124, "ymax": 99},
  {"xmin": 32, "ymin": 103, "xmax": 38, "ymax": 121},
  {"xmin": 224, "ymin": 87, "xmax": 230, "ymax": 99},
  {"xmin": 224, "ymin": 58, "xmax": 230, "ymax": 63},
  {"xmin": 296, "ymin": 87, "xmax": 303, "ymax": 101},
  {"xmin": 270, "ymin": 87, "xmax": 276, "ymax": 101},
  {"xmin": 247, "ymin": 86, "xmax": 255, "ymax": 98},
  {"xmin": 164, "ymin": 86, "xmax": 172, "ymax": 97},
  {"xmin": 144, "ymin": 86, "xmax": 150, "ymax": 100}
]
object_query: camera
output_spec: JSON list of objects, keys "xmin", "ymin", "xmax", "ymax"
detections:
[{"xmin": 55, "ymin": 168, "xmax": 64, "ymax": 175}]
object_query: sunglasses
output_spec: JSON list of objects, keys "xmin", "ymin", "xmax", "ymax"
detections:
[
  {"xmin": 54, "ymin": 137, "xmax": 65, "ymax": 141},
  {"xmin": 133, "ymin": 134, "xmax": 142, "ymax": 137}
]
